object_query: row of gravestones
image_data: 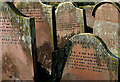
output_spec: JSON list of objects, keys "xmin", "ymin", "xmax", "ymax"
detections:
[
  {"xmin": 15, "ymin": 1, "xmax": 85, "ymax": 74},
  {"xmin": 85, "ymin": 1, "xmax": 120, "ymax": 57},
  {"xmin": 56, "ymin": 2, "xmax": 120, "ymax": 80},
  {"xmin": 0, "ymin": 1, "xmax": 84, "ymax": 81},
  {"xmin": 55, "ymin": 1, "xmax": 120, "ymax": 81},
  {"xmin": 0, "ymin": 0, "xmax": 119, "ymax": 81}
]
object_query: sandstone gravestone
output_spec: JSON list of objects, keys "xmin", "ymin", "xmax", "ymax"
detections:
[
  {"xmin": 92, "ymin": 1, "xmax": 120, "ymax": 57},
  {"xmin": 52, "ymin": 34, "xmax": 119, "ymax": 81},
  {"xmin": 56, "ymin": 2, "xmax": 84, "ymax": 48},
  {"xmin": 15, "ymin": 1, "xmax": 53, "ymax": 73},
  {"xmin": 84, "ymin": 6, "xmax": 94, "ymax": 29},
  {"xmin": 0, "ymin": 2, "xmax": 35, "ymax": 80}
]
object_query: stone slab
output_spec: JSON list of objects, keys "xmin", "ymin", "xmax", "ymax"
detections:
[{"xmin": 0, "ymin": 2, "xmax": 35, "ymax": 80}]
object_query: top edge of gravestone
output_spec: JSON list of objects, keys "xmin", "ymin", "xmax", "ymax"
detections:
[
  {"xmin": 92, "ymin": 0, "xmax": 120, "ymax": 16},
  {"xmin": 56, "ymin": 2, "xmax": 74, "ymax": 9},
  {"xmin": 55, "ymin": 2, "xmax": 82, "ymax": 13},
  {"xmin": 1, "ymin": 0, "xmax": 120, "ymax": 2},
  {"xmin": 15, "ymin": 0, "xmax": 52, "ymax": 8},
  {"xmin": 69, "ymin": 33, "xmax": 119, "ymax": 59},
  {"xmin": 0, "ymin": 2, "xmax": 34, "ymax": 19}
]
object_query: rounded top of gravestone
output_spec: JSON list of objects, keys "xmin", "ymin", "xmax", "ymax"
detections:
[
  {"xmin": 92, "ymin": 0, "xmax": 120, "ymax": 17},
  {"xmin": 69, "ymin": 33, "xmax": 119, "ymax": 59},
  {"xmin": 15, "ymin": 0, "xmax": 51, "ymax": 9},
  {"xmin": 55, "ymin": 2, "xmax": 76, "ymax": 13}
]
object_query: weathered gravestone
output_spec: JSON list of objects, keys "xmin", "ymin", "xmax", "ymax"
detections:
[
  {"xmin": 56, "ymin": 2, "xmax": 84, "ymax": 48},
  {"xmin": 0, "ymin": 2, "xmax": 35, "ymax": 80},
  {"xmin": 0, "ymin": 27, "xmax": 1, "ymax": 81},
  {"xmin": 15, "ymin": 1, "xmax": 53, "ymax": 73},
  {"xmin": 92, "ymin": 1, "xmax": 120, "ymax": 57},
  {"xmin": 52, "ymin": 34, "xmax": 119, "ymax": 81}
]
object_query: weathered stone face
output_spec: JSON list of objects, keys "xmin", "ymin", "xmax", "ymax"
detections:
[
  {"xmin": 15, "ymin": 2, "xmax": 53, "ymax": 73},
  {"xmin": 52, "ymin": 34, "xmax": 118, "ymax": 81},
  {"xmin": 0, "ymin": 2, "xmax": 34, "ymax": 80},
  {"xmin": 56, "ymin": 2, "xmax": 84, "ymax": 48},
  {"xmin": 93, "ymin": 3, "xmax": 120, "ymax": 57}
]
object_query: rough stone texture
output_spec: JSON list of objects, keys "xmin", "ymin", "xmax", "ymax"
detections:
[
  {"xmin": 56, "ymin": 2, "xmax": 84, "ymax": 48},
  {"xmin": 84, "ymin": 6, "xmax": 94, "ymax": 28},
  {"xmin": 52, "ymin": 34, "xmax": 118, "ymax": 81},
  {"xmin": 0, "ymin": 2, "xmax": 34, "ymax": 80},
  {"xmin": 93, "ymin": 2, "xmax": 120, "ymax": 57},
  {"xmin": 15, "ymin": 1, "xmax": 53, "ymax": 73}
]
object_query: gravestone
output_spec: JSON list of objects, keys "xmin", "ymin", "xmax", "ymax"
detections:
[
  {"xmin": 52, "ymin": 34, "xmax": 119, "ymax": 81},
  {"xmin": 92, "ymin": 1, "xmax": 120, "ymax": 57},
  {"xmin": 84, "ymin": 6, "xmax": 94, "ymax": 29},
  {"xmin": 0, "ymin": 2, "xmax": 35, "ymax": 80},
  {"xmin": 56, "ymin": 2, "xmax": 84, "ymax": 48},
  {"xmin": 15, "ymin": 1, "xmax": 53, "ymax": 73}
]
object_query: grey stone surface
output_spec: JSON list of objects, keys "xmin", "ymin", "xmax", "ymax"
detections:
[
  {"xmin": 92, "ymin": 2, "xmax": 120, "ymax": 57},
  {"xmin": 55, "ymin": 2, "xmax": 84, "ymax": 48}
]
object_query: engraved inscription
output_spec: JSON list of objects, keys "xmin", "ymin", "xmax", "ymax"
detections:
[
  {"xmin": 0, "ymin": 17, "xmax": 24, "ymax": 44},
  {"xmin": 65, "ymin": 44, "xmax": 112, "ymax": 73},
  {"xmin": 61, "ymin": 34, "xmax": 118, "ymax": 80}
]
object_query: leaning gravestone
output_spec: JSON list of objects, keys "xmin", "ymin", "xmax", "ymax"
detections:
[
  {"xmin": 52, "ymin": 34, "xmax": 119, "ymax": 81},
  {"xmin": 56, "ymin": 2, "xmax": 84, "ymax": 48},
  {"xmin": 0, "ymin": 2, "xmax": 35, "ymax": 80},
  {"xmin": 92, "ymin": 1, "xmax": 120, "ymax": 57},
  {"xmin": 15, "ymin": 1, "xmax": 53, "ymax": 73}
]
